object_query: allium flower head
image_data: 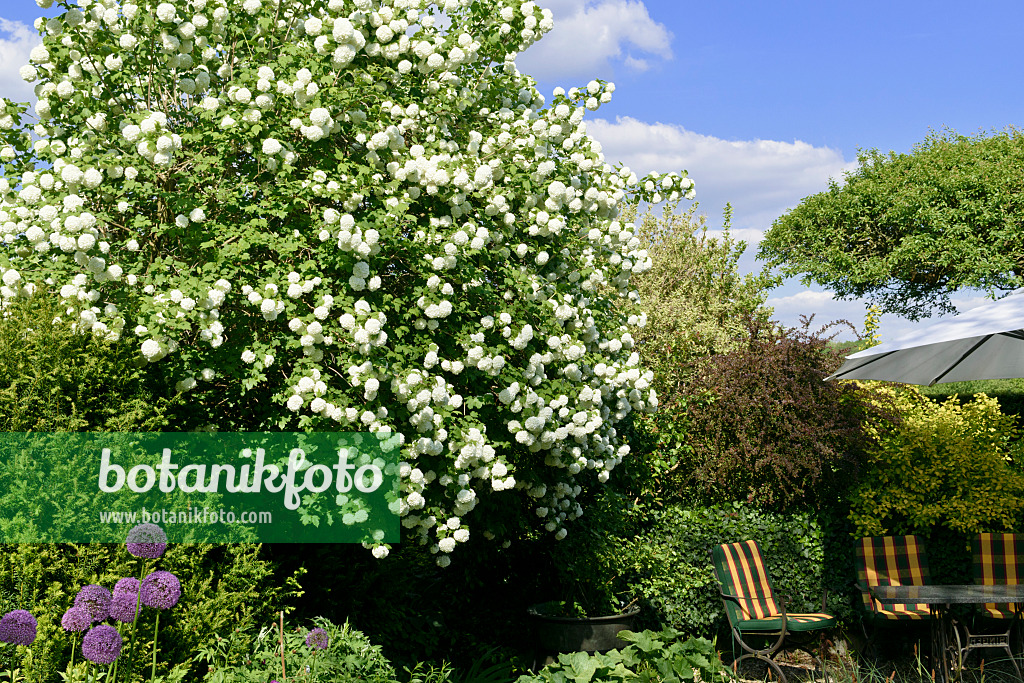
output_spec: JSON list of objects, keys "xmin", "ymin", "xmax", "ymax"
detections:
[
  {"xmin": 61, "ymin": 606, "xmax": 92, "ymax": 633},
  {"xmin": 141, "ymin": 570, "xmax": 181, "ymax": 610},
  {"xmin": 305, "ymin": 627, "xmax": 329, "ymax": 650},
  {"xmin": 0, "ymin": 610, "xmax": 37, "ymax": 646},
  {"xmin": 114, "ymin": 577, "xmax": 140, "ymax": 595},
  {"xmin": 75, "ymin": 584, "xmax": 113, "ymax": 623},
  {"xmin": 125, "ymin": 522, "xmax": 168, "ymax": 558},
  {"xmin": 109, "ymin": 592, "xmax": 139, "ymax": 623},
  {"xmin": 82, "ymin": 624, "xmax": 123, "ymax": 664}
]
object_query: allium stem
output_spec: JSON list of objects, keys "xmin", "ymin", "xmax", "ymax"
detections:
[
  {"xmin": 125, "ymin": 561, "xmax": 150, "ymax": 675},
  {"xmin": 280, "ymin": 611, "xmax": 286, "ymax": 682},
  {"xmin": 150, "ymin": 611, "xmax": 160, "ymax": 682}
]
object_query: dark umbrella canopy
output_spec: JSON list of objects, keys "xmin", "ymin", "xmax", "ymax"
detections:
[{"xmin": 827, "ymin": 291, "xmax": 1024, "ymax": 386}]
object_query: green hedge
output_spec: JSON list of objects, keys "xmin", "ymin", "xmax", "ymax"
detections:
[
  {"xmin": 629, "ymin": 502, "xmax": 856, "ymax": 639},
  {"xmin": 849, "ymin": 385, "xmax": 1024, "ymax": 537}
]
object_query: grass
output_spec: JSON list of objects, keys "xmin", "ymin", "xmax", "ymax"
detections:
[
  {"xmin": 716, "ymin": 625, "xmax": 1024, "ymax": 683},
  {"xmin": 729, "ymin": 643, "xmax": 1024, "ymax": 683}
]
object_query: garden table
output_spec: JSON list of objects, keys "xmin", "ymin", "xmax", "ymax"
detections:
[{"xmin": 870, "ymin": 584, "xmax": 1024, "ymax": 683}]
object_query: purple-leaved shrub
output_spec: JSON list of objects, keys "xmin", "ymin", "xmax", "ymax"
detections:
[{"xmin": 680, "ymin": 317, "xmax": 895, "ymax": 510}]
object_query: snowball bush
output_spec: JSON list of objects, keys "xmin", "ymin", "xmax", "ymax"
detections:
[{"xmin": 0, "ymin": 0, "xmax": 694, "ymax": 561}]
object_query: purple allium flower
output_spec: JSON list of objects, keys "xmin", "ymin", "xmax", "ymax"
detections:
[
  {"xmin": 61, "ymin": 606, "xmax": 92, "ymax": 633},
  {"xmin": 305, "ymin": 627, "xmax": 329, "ymax": 650},
  {"xmin": 0, "ymin": 610, "xmax": 37, "ymax": 646},
  {"xmin": 74, "ymin": 584, "xmax": 112, "ymax": 623},
  {"xmin": 113, "ymin": 577, "xmax": 140, "ymax": 595},
  {"xmin": 82, "ymin": 625, "xmax": 123, "ymax": 664},
  {"xmin": 109, "ymin": 591, "xmax": 139, "ymax": 623},
  {"xmin": 125, "ymin": 522, "xmax": 168, "ymax": 559},
  {"xmin": 140, "ymin": 570, "xmax": 181, "ymax": 610}
]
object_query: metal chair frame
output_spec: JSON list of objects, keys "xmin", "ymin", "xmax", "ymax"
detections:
[
  {"xmin": 954, "ymin": 532, "xmax": 1024, "ymax": 678},
  {"xmin": 711, "ymin": 540, "xmax": 834, "ymax": 683}
]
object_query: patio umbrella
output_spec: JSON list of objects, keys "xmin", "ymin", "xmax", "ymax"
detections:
[{"xmin": 827, "ymin": 290, "xmax": 1024, "ymax": 386}]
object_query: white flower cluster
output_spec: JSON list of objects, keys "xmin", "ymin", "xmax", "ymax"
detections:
[
  {"xmin": 0, "ymin": 0, "xmax": 691, "ymax": 563},
  {"xmin": 121, "ymin": 111, "xmax": 182, "ymax": 167},
  {"xmin": 641, "ymin": 172, "xmax": 696, "ymax": 205},
  {"xmin": 0, "ymin": 265, "xmax": 34, "ymax": 301}
]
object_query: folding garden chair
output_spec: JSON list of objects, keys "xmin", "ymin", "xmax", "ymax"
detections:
[
  {"xmin": 854, "ymin": 535, "xmax": 932, "ymax": 657},
  {"xmin": 711, "ymin": 539, "xmax": 836, "ymax": 683},
  {"xmin": 958, "ymin": 532, "xmax": 1024, "ymax": 677}
]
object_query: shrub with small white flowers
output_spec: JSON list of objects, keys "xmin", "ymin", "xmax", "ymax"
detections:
[{"xmin": 0, "ymin": 0, "xmax": 693, "ymax": 563}]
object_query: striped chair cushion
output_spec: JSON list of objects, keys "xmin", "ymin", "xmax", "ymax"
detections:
[
  {"xmin": 733, "ymin": 612, "xmax": 837, "ymax": 633},
  {"xmin": 856, "ymin": 535, "xmax": 931, "ymax": 620},
  {"xmin": 712, "ymin": 540, "xmax": 835, "ymax": 633},
  {"xmin": 713, "ymin": 540, "xmax": 782, "ymax": 623},
  {"xmin": 973, "ymin": 532, "xmax": 1024, "ymax": 619}
]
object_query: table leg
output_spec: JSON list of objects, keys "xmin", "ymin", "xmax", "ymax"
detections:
[
  {"xmin": 928, "ymin": 604, "xmax": 963, "ymax": 683},
  {"xmin": 930, "ymin": 605, "xmax": 948, "ymax": 683},
  {"xmin": 946, "ymin": 617, "xmax": 964, "ymax": 682}
]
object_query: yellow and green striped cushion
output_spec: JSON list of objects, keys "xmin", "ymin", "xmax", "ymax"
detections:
[
  {"xmin": 712, "ymin": 540, "xmax": 835, "ymax": 632},
  {"xmin": 856, "ymin": 535, "xmax": 931, "ymax": 620},
  {"xmin": 973, "ymin": 532, "xmax": 1023, "ymax": 619},
  {"xmin": 733, "ymin": 613, "xmax": 837, "ymax": 633}
]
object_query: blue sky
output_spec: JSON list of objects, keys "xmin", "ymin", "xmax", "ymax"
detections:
[{"xmin": 3, "ymin": 0, "xmax": 1023, "ymax": 342}]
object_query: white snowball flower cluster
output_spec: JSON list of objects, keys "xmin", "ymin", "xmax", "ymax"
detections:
[
  {"xmin": 121, "ymin": 111, "xmax": 182, "ymax": 167},
  {"xmin": 0, "ymin": 0, "xmax": 693, "ymax": 563}
]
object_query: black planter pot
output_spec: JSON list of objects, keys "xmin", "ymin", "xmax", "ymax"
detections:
[{"xmin": 527, "ymin": 603, "xmax": 641, "ymax": 654}]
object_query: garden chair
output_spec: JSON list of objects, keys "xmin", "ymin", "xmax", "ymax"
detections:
[
  {"xmin": 711, "ymin": 539, "xmax": 836, "ymax": 683},
  {"xmin": 956, "ymin": 532, "xmax": 1024, "ymax": 677},
  {"xmin": 854, "ymin": 535, "xmax": 932, "ymax": 657}
]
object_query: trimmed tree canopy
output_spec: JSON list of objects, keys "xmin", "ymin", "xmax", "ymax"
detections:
[
  {"xmin": 0, "ymin": 0, "xmax": 693, "ymax": 560},
  {"xmin": 758, "ymin": 129, "xmax": 1024, "ymax": 320}
]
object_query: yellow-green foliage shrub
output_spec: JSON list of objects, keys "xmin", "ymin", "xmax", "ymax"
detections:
[
  {"xmin": 0, "ymin": 296, "xmax": 175, "ymax": 431},
  {"xmin": 630, "ymin": 202, "xmax": 778, "ymax": 387},
  {"xmin": 849, "ymin": 383, "xmax": 1024, "ymax": 536}
]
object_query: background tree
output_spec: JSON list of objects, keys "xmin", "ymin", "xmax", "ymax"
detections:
[
  {"xmin": 623, "ymin": 203, "xmax": 778, "ymax": 500},
  {"xmin": 758, "ymin": 128, "xmax": 1024, "ymax": 319},
  {"xmin": 631, "ymin": 202, "xmax": 778, "ymax": 393},
  {"xmin": 0, "ymin": 0, "xmax": 692, "ymax": 560}
]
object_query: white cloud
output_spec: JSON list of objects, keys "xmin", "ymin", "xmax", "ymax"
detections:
[
  {"xmin": 582, "ymin": 115, "xmax": 860, "ymax": 334},
  {"xmin": 0, "ymin": 18, "xmax": 39, "ymax": 105},
  {"xmin": 767, "ymin": 289, "xmax": 841, "ymax": 314},
  {"xmin": 763, "ymin": 288, "xmax": 981, "ymax": 344},
  {"xmin": 764, "ymin": 289, "xmax": 868, "ymax": 340},
  {"xmin": 703, "ymin": 227, "xmax": 765, "ymax": 245},
  {"xmin": 622, "ymin": 55, "xmax": 649, "ymax": 72},
  {"xmin": 952, "ymin": 295, "xmax": 1000, "ymax": 314},
  {"xmin": 516, "ymin": 0, "xmax": 671, "ymax": 81},
  {"xmin": 587, "ymin": 116, "xmax": 857, "ymax": 233},
  {"xmin": 767, "ymin": 289, "xmax": 841, "ymax": 311}
]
